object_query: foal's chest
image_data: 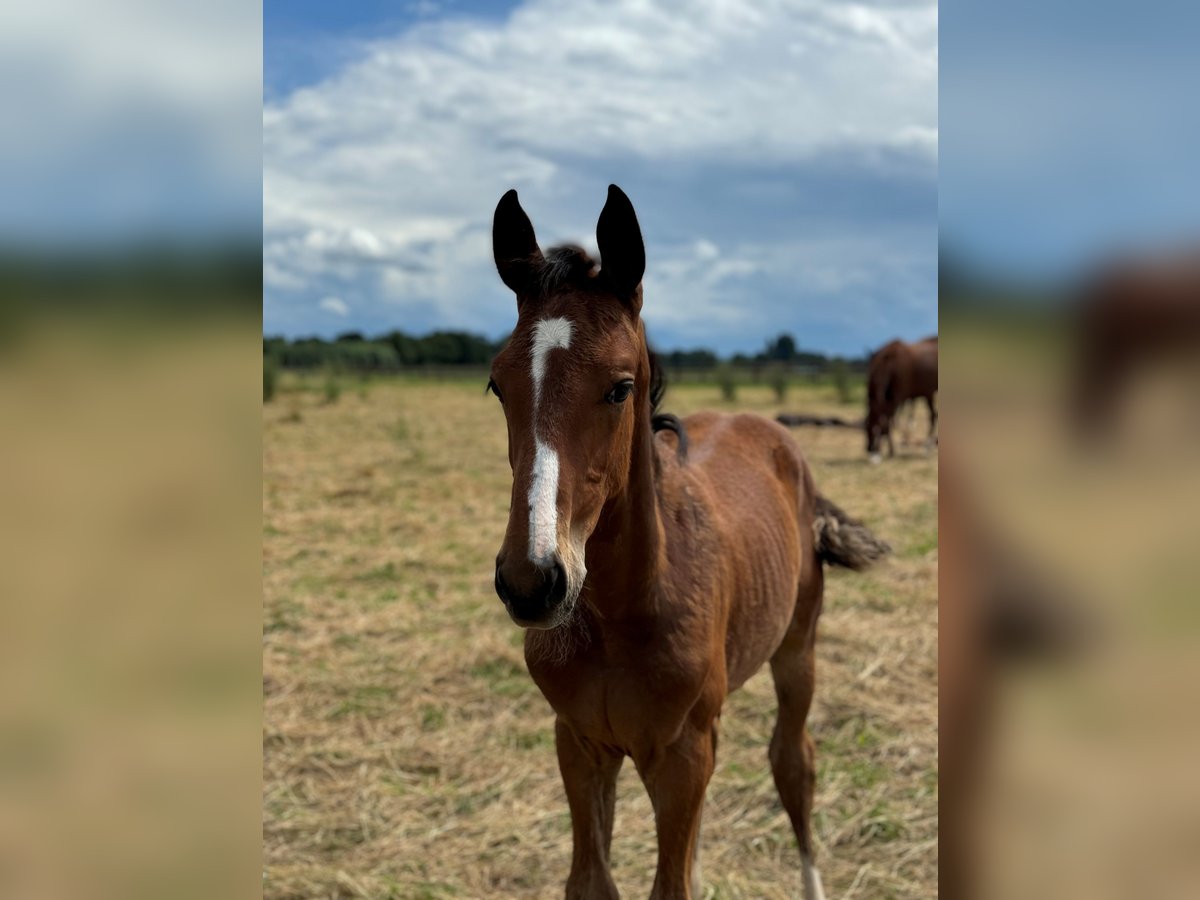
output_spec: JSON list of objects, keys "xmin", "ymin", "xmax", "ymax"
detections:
[{"xmin": 526, "ymin": 639, "xmax": 710, "ymax": 752}]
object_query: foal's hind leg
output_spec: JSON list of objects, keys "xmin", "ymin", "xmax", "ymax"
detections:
[{"xmin": 768, "ymin": 576, "xmax": 827, "ymax": 900}]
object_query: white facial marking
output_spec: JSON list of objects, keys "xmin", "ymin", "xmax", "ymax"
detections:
[
  {"xmin": 528, "ymin": 439, "xmax": 560, "ymax": 565},
  {"xmin": 527, "ymin": 317, "xmax": 572, "ymax": 565},
  {"xmin": 530, "ymin": 317, "xmax": 573, "ymax": 410}
]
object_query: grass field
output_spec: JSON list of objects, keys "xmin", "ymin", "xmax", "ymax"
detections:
[{"xmin": 263, "ymin": 375, "xmax": 937, "ymax": 899}]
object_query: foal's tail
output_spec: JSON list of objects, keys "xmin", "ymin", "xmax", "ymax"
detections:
[{"xmin": 813, "ymin": 494, "xmax": 891, "ymax": 571}]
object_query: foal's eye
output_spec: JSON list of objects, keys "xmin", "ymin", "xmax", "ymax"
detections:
[
  {"xmin": 605, "ymin": 380, "xmax": 634, "ymax": 405},
  {"xmin": 486, "ymin": 378, "xmax": 503, "ymax": 402}
]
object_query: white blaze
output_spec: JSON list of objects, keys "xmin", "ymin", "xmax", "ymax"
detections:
[
  {"xmin": 527, "ymin": 317, "xmax": 572, "ymax": 564},
  {"xmin": 528, "ymin": 439, "xmax": 560, "ymax": 564},
  {"xmin": 530, "ymin": 317, "xmax": 572, "ymax": 408}
]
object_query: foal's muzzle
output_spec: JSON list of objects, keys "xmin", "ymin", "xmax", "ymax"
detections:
[{"xmin": 494, "ymin": 555, "xmax": 569, "ymax": 628}]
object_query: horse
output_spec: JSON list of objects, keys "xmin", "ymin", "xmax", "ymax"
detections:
[
  {"xmin": 487, "ymin": 185, "xmax": 889, "ymax": 900},
  {"xmin": 1070, "ymin": 250, "xmax": 1200, "ymax": 439},
  {"xmin": 865, "ymin": 336, "xmax": 938, "ymax": 462}
]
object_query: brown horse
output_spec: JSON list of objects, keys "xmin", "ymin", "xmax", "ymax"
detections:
[
  {"xmin": 865, "ymin": 336, "xmax": 938, "ymax": 462},
  {"xmin": 1071, "ymin": 251, "xmax": 1200, "ymax": 438},
  {"xmin": 487, "ymin": 185, "xmax": 889, "ymax": 900}
]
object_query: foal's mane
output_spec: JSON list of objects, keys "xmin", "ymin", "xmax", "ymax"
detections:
[
  {"xmin": 649, "ymin": 352, "xmax": 688, "ymax": 462},
  {"xmin": 538, "ymin": 244, "xmax": 688, "ymax": 462}
]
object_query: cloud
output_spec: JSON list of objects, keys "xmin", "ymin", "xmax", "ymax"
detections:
[
  {"xmin": 2, "ymin": 0, "xmax": 261, "ymax": 242},
  {"xmin": 263, "ymin": 0, "xmax": 937, "ymax": 353},
  {"xmin": 319, "ymin": 296, "xmax": 350, "ymax": 317}
]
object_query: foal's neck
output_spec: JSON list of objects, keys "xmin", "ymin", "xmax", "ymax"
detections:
[
  {"xmin": 526, "ymin": 410, "xmax": 663, "ymax": 671},
  {"xmin": 583, "ymin": 397, "xmax": 665, "ymax": 620}
]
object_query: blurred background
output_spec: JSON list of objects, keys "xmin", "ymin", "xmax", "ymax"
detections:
[
  {"xmin": 0, "ymin": 1, "xmax": 261, "ymax": 898},
  {"xmin": 942, "ymin": 1, "xmax": 1200, "ymax": 897}
]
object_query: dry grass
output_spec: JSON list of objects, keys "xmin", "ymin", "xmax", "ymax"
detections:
[{"xmin": 263, "ymin": 375, "xmax": 937, "ymax": 899}]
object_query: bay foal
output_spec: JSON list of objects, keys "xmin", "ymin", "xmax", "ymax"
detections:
[{"xmin": 488, "ymin": 185, "xmax": 888, "ymax": 900}]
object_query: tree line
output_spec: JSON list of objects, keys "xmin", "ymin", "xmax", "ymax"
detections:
[
  {"xmin": 264, "ymin": 330, "xmax": 501, "ymax": 371},
  {"xmin": 263, "ymin": 330, "xmax": 867, "ymax": 373}
]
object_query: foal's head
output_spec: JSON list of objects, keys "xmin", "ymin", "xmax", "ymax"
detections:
[{"xmin": 488, "ymin": 185, "xmax": 648, "ymax": 628}]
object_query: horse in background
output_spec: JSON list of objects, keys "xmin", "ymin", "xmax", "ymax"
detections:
[
  {"xmin": 1070, "ymin": 251, "xmax": 1200, "ymax": 439},
  {"xmin": 865, "ymin": 336, "xmax": 938, "ymax": 462}
]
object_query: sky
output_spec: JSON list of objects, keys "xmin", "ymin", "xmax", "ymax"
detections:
[
  {"xmin": 263, "ymin": 0, "xmax": 939, "ymax": 356},
  {"xmin": 941, "ymin": 0, "xmax": 1200, "ymax": 281},
  {"xmin": 0, "ymin": 0, "xmax": 261, "ymax": 247}
]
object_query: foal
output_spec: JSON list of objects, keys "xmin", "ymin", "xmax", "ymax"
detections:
[{"xmin": 488, "ymin": 185, "xmax": 888, "ymax": 900}]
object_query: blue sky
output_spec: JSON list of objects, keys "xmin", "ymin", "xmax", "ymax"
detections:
[
  {"xmin": 941, "ymin": 0, "xmax": 1200, "ymax": 281},
  {"xmin": 263, "ymin": 0, "xmax": 938, "ymax": 356}
]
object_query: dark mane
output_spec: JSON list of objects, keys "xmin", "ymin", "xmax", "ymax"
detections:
[
  {"xmin": 649, "ymin": 350, "xmax": 688, "ymax": 462},
  {"xmin": 537, "ymin": 245, "xmax": 598, "ymax": 293}
]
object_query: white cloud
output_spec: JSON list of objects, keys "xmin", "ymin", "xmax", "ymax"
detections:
[
  {"xmin": 319, "ymin": 296, "xmax": 350, "ymax": 317},
  {"xmin": 263, "ymin": 0, "xmax": 937, "ymax": 352}
]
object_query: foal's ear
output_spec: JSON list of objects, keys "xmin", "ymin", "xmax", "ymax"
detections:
[
  {"xmin": 493, "ymin": 189, "xmax": 544, "ymax": 298},
  {"xmin": 596, "ymin": 184, "xmax": 645, "ymax": 311}
]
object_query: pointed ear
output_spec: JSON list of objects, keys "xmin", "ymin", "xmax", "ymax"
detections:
[
  {"xmin": 596, "ymin": 184, "xmax": 645, "ymax": 310},
  {"xmin": 493, "ymin": 189, "xmax": 544, "ymax": 298}
]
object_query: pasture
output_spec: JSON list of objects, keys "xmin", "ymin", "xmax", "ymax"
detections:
[{"xmin": 263, "ymin": 374, "xmax": 937, "ymax": 899}]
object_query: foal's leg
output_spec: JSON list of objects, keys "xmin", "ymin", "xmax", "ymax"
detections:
[
  {"xmin": 689, "ymin": 720, "xmax": 718, "ymax": 898},
  {"xmin": 768, "ymin": 590, "xmax": 827, "ymax": 900},
  {"xmin": 556, "ymin": 718, "xmax": 623, "ymax": 900},
  {"xmin": 638, "ymin": 718, "xmax": 717, "ymax": 900},
  {"xmin": 926, "ymin": 394, "xmax": 938, "ymax": 450}
]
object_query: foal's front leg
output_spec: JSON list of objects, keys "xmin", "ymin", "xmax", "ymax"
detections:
[
  {"xmin": 557, "ymin": 719, "xmax": 623, "ymax": 900},
  {"xmin": 639, "ymin": 720, "xmax": 716, "ymax": 900}
]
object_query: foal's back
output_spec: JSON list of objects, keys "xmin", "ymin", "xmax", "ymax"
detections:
[{"xmin": 658, "ymin": 411, "xmax": 815, "ymax": 689}]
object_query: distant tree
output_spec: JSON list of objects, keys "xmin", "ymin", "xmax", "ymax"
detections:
[
  {"xmin": 767, "ymin": 365, "xmax": 789, "ymax": 402},
  {"xmin": 830, "ymin": 357, "xmax": 853, "ymax": 404},
  {"xmin": 383, "ymin": 330, "xmax": 424, "ymax": 365},
  {"xmin": 764, "ymin": 333, "xmax": 797, "ymax": 362},
  {"xmin": 716, "ymin": 365, "xmax": 738, "ymax": 402},
  {"xmin": 665, "ymin": 348, "xmax": 718, "ymax": 369}
]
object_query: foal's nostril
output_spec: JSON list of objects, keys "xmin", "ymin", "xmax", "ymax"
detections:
[
  {"xmin": 494, "ymin": 567, "xmax": 512, "ymax": 606},
  {"xmin": 495, "ymin": 557, "xmax": 570, "ymax": 624},
  {"xmin": 547, "ymin": 560, "xmax": 567, "ymax": 606}
]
